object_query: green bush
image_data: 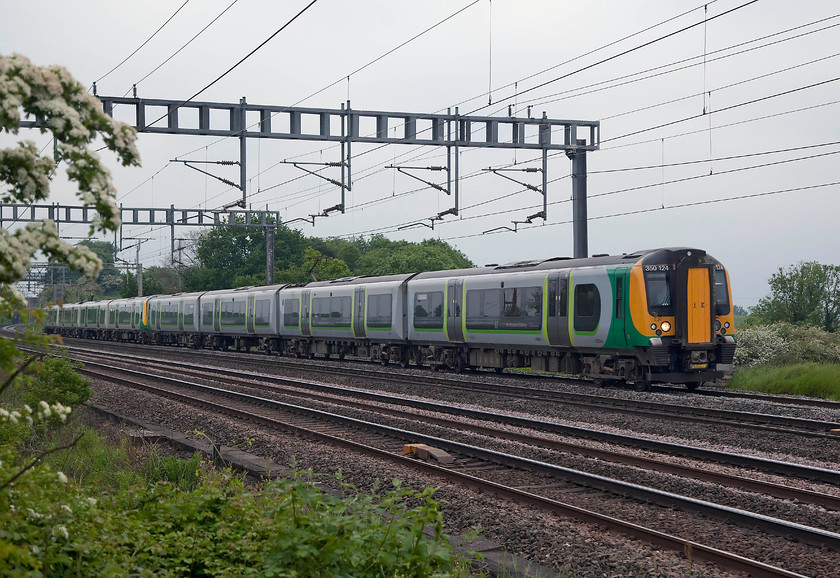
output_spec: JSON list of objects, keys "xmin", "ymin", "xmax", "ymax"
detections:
[
  {"xmin": 729, "ymin": 363, "xmax": 840, "ymax": 400},
  {"xmin": 771, "ymin": 323, "xmax": 840, "ymax": 365},
  {"xmin": 0, "ymin": 463, "xmax": 456, "ymax": 577},
  {"xmin": 733, "ymin": 322, "xmax": 840, "ymax": 368},
  {"xmin": 143, "ymin": 451, "xmax": 203, "ymax": 491},
  {"xmin": 22, "ymin": 355, "xmax": 91, "ymax": 409}
]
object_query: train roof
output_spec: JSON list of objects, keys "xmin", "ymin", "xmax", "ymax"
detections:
[{"xmin": 412, "ymin": 247, "xmax": 721, "ymax": 279}]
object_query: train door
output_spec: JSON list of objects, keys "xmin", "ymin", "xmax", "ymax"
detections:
[
  {"xmin": 686, "ymin": 266, "xmax": 713, "ymax": 345},
  {"xmin": 546, "ymin": 272, "xmax": 571, "ymax": 346},
  {"xmin": 353, "ymin": 286, "xmax": 366, "ymax": 338},
  {"xmin": 213, "ymin": 298, "xmax": 221, "ymax": 332},
  {"xmin": 300, "ymin": 290, "xmax": 311, "ymax": 337},
  {"xmin": 246, "ymin": 294, "xmax": 255, "ymax": 334},
  {"xmin": 612, "ymin": 268, "xmax": 629, "ymax": 347},
  {"xmin": 445, "ymin": 279, "xmax": 464, "ymax": 343}
]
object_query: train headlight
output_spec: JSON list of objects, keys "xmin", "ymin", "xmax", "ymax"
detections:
[
  {"xmin": 715, "ymin": 320, "xmax": 722, "ymax": 331},
  {"xmin": 650, "ymin": 323, "xmax": 657, "ymax": 331},
  {"xmin": 724, "ymin": 322, "xmax": 730, "ymax": 328},
  {"xmin": 660, "ymin": 321, "xmax": 671, "ymax": 332}
]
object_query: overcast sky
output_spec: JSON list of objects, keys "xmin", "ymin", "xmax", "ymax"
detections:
[{"xmin": 2, "ymin": 0, "xmax": 838, "ymax": 307}]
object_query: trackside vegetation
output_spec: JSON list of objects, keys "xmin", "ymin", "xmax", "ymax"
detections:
[
  {"xmin": 730, "ymin": 322, "xmax": 840, "ymax": 400},
  {"xmin": 0, "ymin": 355, "xmax": 464, "ymax": 576},
  {"xmin": 730, "ymin": 260, "xmax": 840, "ymax": 400},
  {"xmin": 0, "ymin": 53, "xmax": 468, "ymax": 576}
]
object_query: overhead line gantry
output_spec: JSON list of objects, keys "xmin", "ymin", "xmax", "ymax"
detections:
[{"xmin": 88, "ymin": 95, "xmax": 600, "ymax": 257}]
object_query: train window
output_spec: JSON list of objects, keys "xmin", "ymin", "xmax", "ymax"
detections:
[
  {"xmin": 201, "ymin": 302, "xmax": 213, "ymax": 327},
  {"xmin": 465, "ymin": 289, "xmax": 501, "ymax": 330},
  {"xmin": 254, "ymin": 299, "xmax": 271, "ymax": 327},
  {"xmin": 466, "ymin": 287, "xmax": 542, "ymax": 331},
  {"xmin": 714, "ymin": 268, "xmax": 731, "ymax": 316},
  {"xmin": 503, "ymin": 287, "xmax": 542, "ymax": 318},
  {"xmin": 643, "ymin": 270, "xmax": 673, "ymax": 316},
  {"xmin": 119, "ymin": 307, "xmax": 131, "ymax": 326},
  {"xmin": 161, "ymin": 303, "xmax": 179, "ymax": 327},
  {"xmin": 616, "ymin": 277, "xmax": 624, "ymax": 319},
  {"xmin": 221, "ymin": 300, "xmax": 246, "ymax": 327},
  {"xmin": 283, "ymin": 299, "xmax": 300, "ymax": 328},
  {"xmin": 548, "ymin": 280, "xmax": 557, "ymax": 317},
  {"xmin": 183, "ymin": 303, "xmax": 195, "ymax": 327},
  {"xmin": 413, "ymin": 291, "xmax": 444, "ymax": 329},
  {"xmin": 312, "ymin": 296, "xmax": 351, "ymax": 328},
  {"xmin": 558, "ymin": 278, "xmax": 568, "ymax": 317},
  {"xmin": 574, "ymin": 284, "xmax": 601, "ymax": 333},
  {"xmin": 367, "ymin": 294, "xmax": 392, "ymax": 328}
]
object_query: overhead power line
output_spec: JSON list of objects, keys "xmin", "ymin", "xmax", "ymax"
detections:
[
  {"xmin": 462, "ymin": 0, "xmax": 760, "ymax": 116},
  {"xmin": 145, "ymin": 0, "xmax": 320, "ymax": 129},
  {"xmin": 126, "ymin": 0, "xmax": 241, "ymax": 95},
  {"xmin": 442, "ymin": 182, "xmax": 840, "ymax": 242},
  {"xmin": 604, "ymin": 76, "xmax": 840, "ymax": 143},
  {"xmin": 524, "ymin": 15, "xmax": 840, "ymax": 110},
  {"xmin": 94, "ymin": 0, "xmax": 191, "ymax": 85},
  {"xmin": 326, "ymin": 143, "xmax": 840, "ymax": 240}
]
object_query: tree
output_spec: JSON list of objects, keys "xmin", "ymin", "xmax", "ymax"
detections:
[
  {"xmin": 277, "ymin": 247, "xmax": 352, "ymax": 283},
  {"xmin": 355, "ymin": 237, "xmax": 474, "ymax": 276},
  {"xmin": 733, "ymin": 305, "xmax": 750, "ymax": 317},
  {"xmin": 0, "ymin": 52, "xmax": 138, "ymax": 367},
  {"xmin": 751, "ymin": 262, "xmax": 840, "ymax": 333},
  {"xmin": 0, "ymin": 54, "xmax": 138, "ymax": 295},
  {"xmin": 182, "ymin": 219, "xmax": 306, "ymax": 291}
]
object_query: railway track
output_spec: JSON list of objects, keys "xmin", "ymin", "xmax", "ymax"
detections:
[
  {"xmin": 61, "ymin": 340, "xmax": 840, "ymax": 439},
  {"xmin": 70, "ymin": 347, "xmax": 840, "ymax": 489},
  {"xmin": 72, "ymin": 352, "xmax": 840, "ymax": 577}
]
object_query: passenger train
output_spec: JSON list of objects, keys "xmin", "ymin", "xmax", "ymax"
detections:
[{"xmin": 44, "ymin": 247, "xmax": 736, "ymax": 390}]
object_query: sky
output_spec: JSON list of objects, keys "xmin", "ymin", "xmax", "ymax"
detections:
[{"xmin": 1, "ymin": 0, "xmax": 838, "ymax": 307}]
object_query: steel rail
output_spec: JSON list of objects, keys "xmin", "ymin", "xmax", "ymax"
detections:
[
  {"xmin": 75, "ymin": 362, "xmax": 811, "ymax": 578},
  {"xmin": 129, "ymin": 355, "xmax": 840, "ymax": 509},
  {"xmin": 61, "ymin": 341, "xmax": 840, "ymax": 437},
  {"xmin": 69, "ymin": 347, "xmax": 840, "ymax": 486},
  {"xmin": 78, "ymin": 360, "xmax": 840, "ymax": 554}
]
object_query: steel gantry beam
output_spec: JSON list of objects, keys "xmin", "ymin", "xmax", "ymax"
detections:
[
  {"xmin": 1, "ymin": 203, "xmax": 282, "ymax": 284},
  {"xmin": 90, "ymin": 96, "xmax": 598, "ymax": 256},
  {"xmin": 18, "ymin": 96, "xmax": 600, "ymax": 257}
]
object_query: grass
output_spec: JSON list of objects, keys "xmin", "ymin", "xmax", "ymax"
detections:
[{"xmin": 728, "ymin": 362, "xmax": 840, "ymax": 400}]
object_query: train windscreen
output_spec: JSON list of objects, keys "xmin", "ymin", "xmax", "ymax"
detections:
[
  {"xmin": 644, "ymin": 270, "xmax": 673, "ymax": 316},
  {"xmin": 714, "ymin": 268, "xmax": 730, "ymax": 315}
]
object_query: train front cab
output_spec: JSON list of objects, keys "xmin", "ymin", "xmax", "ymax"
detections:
[{"xmin": 629, "ymin": 248, "xmax": 735, "ymax": 387}]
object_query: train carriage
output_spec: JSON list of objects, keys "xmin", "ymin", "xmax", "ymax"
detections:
[{"xmin": 284, "ymin": 274, "xmax": 414, "ymax": 362}]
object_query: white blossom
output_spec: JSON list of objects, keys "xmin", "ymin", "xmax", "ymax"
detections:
[
  {"xmin": 53, "ymin": 525, "xmax": 68, "ymax": 540},
  {"xmin": 0, "ymin": 53, "xmax": 139, "ymax": 286},
  {"xmin": 56, "ymin": 471, "xmax": 67, "ymax": 484}
]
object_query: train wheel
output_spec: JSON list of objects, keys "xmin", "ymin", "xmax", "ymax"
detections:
[
  {"xmin": 455, "ymin": 355, "xmax": 466, "ymax": 374},
  {"xmin": 494, "ymin": 367, "xmax": 504, "ymax": 374},
  {"xmin": 685, "ymin": 382, "xmax": 700, "ymax": 391},
  {"xmin": 592, "ymin": 379, "xmax": 607, "ymax": 388},
  {"xmin": 633, "ymin": 380, "xmax": 651, "ymax": 392}
]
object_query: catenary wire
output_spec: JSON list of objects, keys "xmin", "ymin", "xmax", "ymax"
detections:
[
  {"xmin": 125, "ymin": 0, "xmax": 241, "ymax": 95},
  {"xmin": 441, "ymin": 182, "xmax": 840, "ymax": 241},
  {"xmin": 93, "ymin": 0, "xmax": 191, "ymax": 86},
  {"xmin": 143, "ymin": 0, "xmax": 320, "ymax": 129}
]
